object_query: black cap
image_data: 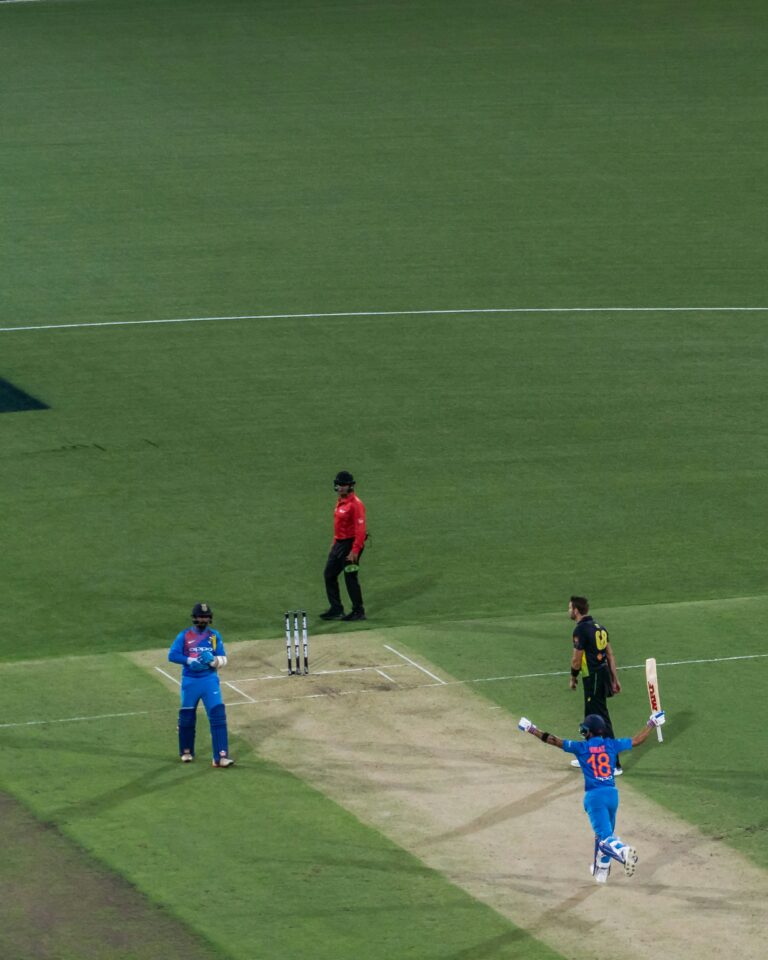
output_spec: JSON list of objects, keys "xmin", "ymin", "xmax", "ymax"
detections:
[
  {"xmin": 192, "ymin": 602, "xmax": 213, "ymax": 619},
  {"xmin": 334, "ymin": 470, "xmax": 355, "ymax": 486}
]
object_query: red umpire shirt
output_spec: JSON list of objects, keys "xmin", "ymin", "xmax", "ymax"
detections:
[{"xmin": 334, "ymin": 491, "xmax": 367, "ymax": 553}]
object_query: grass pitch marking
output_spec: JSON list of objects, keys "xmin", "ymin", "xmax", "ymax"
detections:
[
  {"xmin": 154, "ymin": 666, "xmax": 180, "ymax": 686},
  {"xmin": 384, "ymin": 644, "xmax": 447, "ymax": 683},
  {"xmin": 2, "ymin": 650, "xmax": 766, "ymax": 730},
  {"xmin": 222, "ymin": 679, "xmax": 256, "ymax": 702},
  {"xmin": 2, "ymin": 305, "xmax": 768, "ymax": 334}
]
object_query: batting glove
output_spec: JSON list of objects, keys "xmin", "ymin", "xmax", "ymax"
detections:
[
  {"xmin": 518, "ymin": 717, "xmax": 533, "ymax": 733},
  {"xmin": 197, "ymin": 649, "xmax": 215, "ymax": 666},
  {"xmin": 647, "ymin": 710, "xmax": 666, "ymax": 727}
]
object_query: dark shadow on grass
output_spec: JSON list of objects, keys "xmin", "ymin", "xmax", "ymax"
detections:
[
  {"xmin": 370, "ymin": 574, "xmax": 441, "ymax": 613},
  {"xmin": 441, "ymin": 926, "xmax": 552, "ymax": 960}
]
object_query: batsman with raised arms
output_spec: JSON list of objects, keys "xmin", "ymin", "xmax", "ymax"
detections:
[
  {"xmin": 167, "ymin": 603, "xmax": 234, "ymax": 768},
  {"xmin": 517, "ymin": 710, "xmax": 666, "ymax": 882}
]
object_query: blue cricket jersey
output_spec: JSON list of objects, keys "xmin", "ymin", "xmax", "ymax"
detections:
[
  {"xmin": 168, "ymin": 626, "xmax": 226, "ymax": 679},
  {"xmin": 562, "ymin": 736, "xmax": 632, "ymax": 791}
]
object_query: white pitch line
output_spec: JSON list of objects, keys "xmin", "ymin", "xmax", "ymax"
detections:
[
  {"xmin": 442, "ymin": 651, "xmax": 768, "ymax": 688},
  {"xmin": 384, "ymin": 644, "xmax": 447, "ymax": 684},
  {"xmin": 2, "ymin": 651, "xmax": 765, "ymax": 729},
  {"xmin": 154, "ymin": 666, "xmax": 180, "ymax": 686},
  {"xmin": 0, "ymin": 709, "xmax": 151, "ymax": 729},
  {"xmin": 223, "ymin": 680, "xmax": 256, "ymax": 703},
  {"xmin": 622, "ymin": 652, "xmax": 768, "ymax": 670},
  {"xmin": 375, "ymin": 668, "xmax": 398, "ymax": 684},
  {"xmin": 2, "ymin": 305, "xmax": 768, "ymax": 334},
  {"xmin": 236, "ymin": 664, "xmax": 405, "ymax": 682}
]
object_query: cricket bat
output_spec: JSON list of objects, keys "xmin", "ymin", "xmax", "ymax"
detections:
[{"xmin": 645, "ymin": 657, "xmax": 664, "ymax": 742}]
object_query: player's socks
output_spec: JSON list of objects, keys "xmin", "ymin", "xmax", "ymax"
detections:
[
  {"xmin": 209, "ymin": 703, "xmax": 229, "ymax": 760},
  {"xmin": 598, "ymin": 837, "xmax": 626, "ymax": 864}
]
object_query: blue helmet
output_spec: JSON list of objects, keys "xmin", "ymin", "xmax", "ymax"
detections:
[{"xmin": 579, "ymin": 714, "xmax": 606, "ymax": 738}]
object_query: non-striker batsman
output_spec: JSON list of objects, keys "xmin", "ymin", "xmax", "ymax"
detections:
[{"xmin": 167, "ymin": 602, "xmax": 234, "ymax": 767}]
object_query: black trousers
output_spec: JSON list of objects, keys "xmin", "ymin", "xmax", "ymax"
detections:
[
  {"xmin": 581, "ymin": 669, "xmax": 616, "ymax": 738},
  {"xmin": 324, "ymin": 538, "xmax": 364, "ymax": 612}
]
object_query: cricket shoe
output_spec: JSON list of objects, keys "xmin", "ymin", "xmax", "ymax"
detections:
[
  {"xmin": 319, "ymin": 607, "xmax": 345, "ymax": 620},
  {"xmin": 590, "ymin": 863, "xmax": 610, "ymax": 884},
  {"xmin": 614, "ymin": 767, "xmax": 623, "ymax": 777},
  {"xmin": 212, "ymin": 756, "xmax": 235, "ymax": 769},
  {"xmin": 622, "ymin": 846, "xmax": 638, "ymax": 877},
  {"xmin": 180, "ymin": 753, "xmax": 194, "ymax": 763},
  {"xmin": 342, "ymin": 608, "xmax": 366, "ymax": 621}
]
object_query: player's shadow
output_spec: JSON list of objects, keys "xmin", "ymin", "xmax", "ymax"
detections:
[
  {"xmin": 370, "ymin": 574, "xmax": 440, "ymax": 612},
  {"xmin": 412, "ymin": 774, "xmax": 579, "ymax": 848},
  {"xmin": 624, "ymin": 707, "xmax": 694, "ymax": 769},
  {"xmin": 0, "ymin": 729, "xmax": 161, "ymax": 763},
  {"xmin": 442, "ymin": 927, "xmax": 543, "ymax": 960},
  {"xmin": 45, "ymin": 763, "xmax": 208, "ymax": 821}
]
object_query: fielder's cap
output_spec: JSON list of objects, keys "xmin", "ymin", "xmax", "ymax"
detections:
[
  {"xmin": 192, "ymin": 602, "xmax": 213, "ymax": 619},
  {"xmin": 334, "ymin": 470, "xmax": 355, "ymax": 486}
]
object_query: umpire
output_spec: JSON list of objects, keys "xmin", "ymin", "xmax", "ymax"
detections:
[
  {"xmin": 568, "ymin": 596, "xmax": 623, "ymax": 774},
  {"xmin": 320, "ymin": 470, "xmax": 367, "ymax": 621}
]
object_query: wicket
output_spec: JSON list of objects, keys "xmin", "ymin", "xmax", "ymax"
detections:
[{"xmin": 285, "ymin": 611, "xmax": 309, "ymax": 675}]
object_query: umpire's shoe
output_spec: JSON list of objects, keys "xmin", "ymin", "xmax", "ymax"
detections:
[
  {"xmin": 319, "ymin": 607, "xmax": 345, "ymax": 620},
  {"xmin": 342, "ymin": 608, "xmax": 366, "ymax": 621}
]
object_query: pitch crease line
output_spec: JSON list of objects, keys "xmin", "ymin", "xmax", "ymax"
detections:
[
  {"xmin": 2, "ymin": 651, "xmax": 765, "ymax": 729},
  {"xmin": 0, "ymin": 709, "xmax": 151, "ymax": 729},
  {"xmin": 154, "ymin": 666, "xmax": 180, "ymax": 686},
  {"xmin": 383, "ymin": 644, "xmax": 447, "ymax": 683},
  {"xmin": 223, "ymin": 679, "xmax": 256, "ymax": 702},
  {"xmin": 3, "ymin": 305, "xmax": 768, "ymax": 334}
]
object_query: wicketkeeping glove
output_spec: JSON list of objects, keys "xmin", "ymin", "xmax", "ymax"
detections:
[
  {"xmin": 197, "ymin": 649, "xmax": 215, "ymax": 666},
  {"xmin": 647, "ymin": 710, "xmax": 666, "ymax": 727},
  {"xmin": 187, "ymin": 657, "xmax": 209, "ymax": 671},
  {"xmin": 518, "ymin": 717, "xmax": 533, "ymax": 733}
]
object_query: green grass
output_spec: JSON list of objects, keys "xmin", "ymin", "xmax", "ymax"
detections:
[
  {"xmin": 2, "ymin": 0, "xmax": 767, "ymax": 329},
  {"xmin": 389, "ymin": 596, "xmax": 768, "ymax": 865},
  {"xmin": 3, "ymin": 313, "xmax": 768, "ymax": 656},
  {"xmin": 0, "ymin": 657, "xmax": 563, "ymax": 960},
  {"xmin": 1, "ymin": 0, "xmax": 767, "ymax": 957}
]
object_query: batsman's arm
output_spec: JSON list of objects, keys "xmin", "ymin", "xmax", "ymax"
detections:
[
  {"xmin": 518, "ymin": 718, "xmax": 564, "ymax": 748},
  {"xmin": 631, "ymin": 712, "xmax": 666, "ymax": 747},
  {"xmin": 532, "ymin": 727, "xmax": 564, "ymax": 748}
]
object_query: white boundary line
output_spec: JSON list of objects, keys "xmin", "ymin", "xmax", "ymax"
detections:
[
  {"xmin": 384, "ymin": 644, "xmax": 447, "ymax": 684},
  {"xmin": 2, "ymin": 305, "xmax": 767, "ymax": 334},
  {"xmin": 2, "ymin": 651, "xmax": 766, "ymax": 729}
]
